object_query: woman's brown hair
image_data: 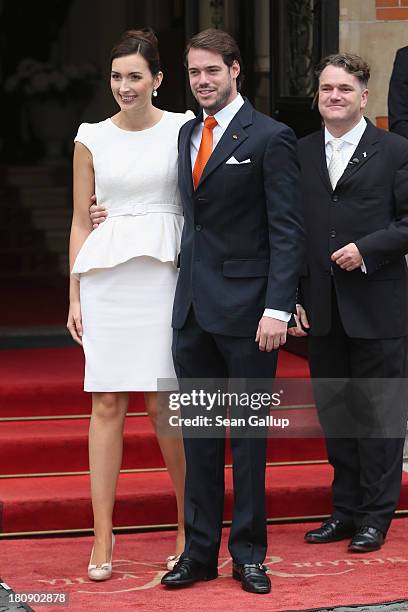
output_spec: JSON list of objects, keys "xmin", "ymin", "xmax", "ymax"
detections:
[{"xmin": 110, "ymin": 28, "xmax": 161, "ymax": 76}]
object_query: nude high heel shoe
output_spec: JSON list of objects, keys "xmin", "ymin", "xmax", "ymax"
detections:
[
  {"xmin": 166, "ymin": 554, "xmax": 181, "ymax": 571},
  {"xmin": 88, "ymin": 533, "xmax": 115, "ymax": 581}
]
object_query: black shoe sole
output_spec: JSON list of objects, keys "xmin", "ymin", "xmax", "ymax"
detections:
[
  {"xmin": 232, "ymin": 570, "xmax": 271, "ymax": 594},
  {"xmin": 162, "ymin": 572, "xmax": 218, "ymax": 587},
  {"xmin": 348, "ymin": 543, "xmax": 382, "ymax": 553},
  {"xmin": 305, "ymin": 533, "xmax": 354, "ymax": 543}
]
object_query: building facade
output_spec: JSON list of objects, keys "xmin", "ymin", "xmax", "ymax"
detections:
[{"xmin": 1, "ymin": 0, "xmax": 408, "ymax": 335}]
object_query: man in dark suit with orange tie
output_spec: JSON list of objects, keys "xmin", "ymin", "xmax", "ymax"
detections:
[
  {"xmin": 290, "ymin": 53, "xmax": 408, "ymax": 553},
  {"xmin": 161, "ymin": 28, "xmax": 304, "ymax": 593}
]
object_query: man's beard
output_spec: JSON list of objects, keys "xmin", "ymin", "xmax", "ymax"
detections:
[{"xmin": 196, "ymin": 80, "xmax": 233, "ymax": 114}]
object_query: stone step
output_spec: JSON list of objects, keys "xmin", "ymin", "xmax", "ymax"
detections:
[
  {"xmin": 0, "ymin": 248, "xmax": 60, "ymax": 274},
  {"xmin": 19, "ymin": 187, "xmax": 70, "ymax": 209},
  {"xmin": 0, "ymin": 270, "xmax": 63, "ymax": 279},
  {"xmin": 1, "ymin": 165, "xmax": 69, "ymax": 188},
  {"xmin": 0, "ymin": 165, "xmax": 72, "ymax": 279},
  {"xmin": 45, "ymin": 231, "xmax": 69, "ymax": 250},
  {"xmin": 31, "ymin": 209, "xmax": 71, "ymax": 225},
  {"xmin": 0, "ymin": 228, "xmax": 43, "ymax": 246}
]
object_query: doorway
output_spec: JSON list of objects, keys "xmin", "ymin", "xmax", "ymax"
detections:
[{"xmin": 270, "ymin": 0, "xmax": 339, "ymax": 137}]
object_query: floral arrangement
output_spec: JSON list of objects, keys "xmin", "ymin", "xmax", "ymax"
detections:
[{"xmin": 4, "ymin": 59, "xmax": 99, "ymax": 101}]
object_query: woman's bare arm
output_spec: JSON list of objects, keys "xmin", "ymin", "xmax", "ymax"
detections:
[{"xmin": 67, "ymin": 142, "xmax": 95, "ymax": 344}]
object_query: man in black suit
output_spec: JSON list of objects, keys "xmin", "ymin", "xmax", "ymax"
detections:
[
  {"xmin": 388, "ymin": 46, "xmax": 408, "ymax": 138},
  {"xmin": 161, "ymin": 29, "xmax": 303, "ymax": 593},
  {"xmin": 290, "ymin": 53, "xmax": 408, "ymax": 552}
]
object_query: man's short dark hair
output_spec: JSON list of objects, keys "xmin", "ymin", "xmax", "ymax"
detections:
[
  {"xmin": 315, "ymin": 53, "xmax": 370, "ymax": 87},
  {"xmin": 185, "ymin": 28, "xmax": 244, "ymax": 92}
]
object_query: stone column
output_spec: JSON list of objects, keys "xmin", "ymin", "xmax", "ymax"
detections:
[
  {"xmin": 253, "ymin": 0, "xmax": 270, "ymax": 114},
  {"xmin": 340, "ymin": 0, "xmax": 408, "ymax": 122}
]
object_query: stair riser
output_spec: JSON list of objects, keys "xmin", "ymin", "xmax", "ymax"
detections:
[
  {"xmin": 0, "ymin": 484, "xmax": 332, "ymax": 533},
  {"xmin": 0, "ymin": 434, "xmax": 328, "ymax": 475},
  {"xmin": 4, "ymin": 482, "xmax": 408, "ymax": 534},
  {"xmin": 0, "ymin": 391, "xmax": 315, "ymax": 417},
  {"xmin": 0, "ymin": 391, "xmax": 144, "ymax": 417}
]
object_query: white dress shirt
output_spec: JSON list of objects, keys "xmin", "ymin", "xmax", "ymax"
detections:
[
  {"xmin": 190, "ymin": 93, "xmax": 245, "ymax": 168},
  {"xmin": 325, "ymin": 116, "xmax": 367, "ymax": 273},
  {"xmin": 324, "ymin": 116, "xmax": 367, "ymax": 170},
  {"xmin": 190, "ymin": 93, "xmax": 291, "ymax": 323}
]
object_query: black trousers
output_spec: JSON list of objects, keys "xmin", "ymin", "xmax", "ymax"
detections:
[
  {"xmin": 308, "ymin": 285, "xmax": 407, "ymax": 533},
  {"xmin": 172, "ymin": 308, "xmax": 278, "ymax": 565}
]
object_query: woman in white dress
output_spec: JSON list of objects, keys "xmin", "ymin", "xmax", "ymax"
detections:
[{"xmin": 67, "ymin": 29, "xmax": 192, "ymax": 580}]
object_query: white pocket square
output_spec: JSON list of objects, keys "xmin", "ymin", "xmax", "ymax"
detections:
[{"xmin": 225, "ymin": 156, "xmax": 251, "ymax": 165}]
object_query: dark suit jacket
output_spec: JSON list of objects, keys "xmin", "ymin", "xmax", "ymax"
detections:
[
  {"xmin": 172, "ymin": 98, "xmax": 304, "ymax": 337},
  {"xmin": 388, "ymin": 46, "xmax": 408, "ymax": 139},
  {"xmin": 298, "ymin": 119, "xmax": 408, "ymax": 339}
]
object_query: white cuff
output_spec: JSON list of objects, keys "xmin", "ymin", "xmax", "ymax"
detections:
[
  {"xmin": 263, "ymin": 309, "xmax": 291, "ymax": 322},
  {"xmin": 361, "ymin": 258, "xmax": 367, "ymax": 274}
]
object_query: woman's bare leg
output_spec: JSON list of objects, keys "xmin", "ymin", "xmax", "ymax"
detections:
[
  {"xmin": 89, "ymin": 391, "xmax": 128, "ymax": 566},
  {"xmin": 145, "ymin": 391, "xmax": 186, "ymax": 555}
]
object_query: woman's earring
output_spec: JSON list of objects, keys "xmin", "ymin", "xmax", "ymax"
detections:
[{"xmin": 152, "ymin": 89, "xmax": 158, "ymax": 98}]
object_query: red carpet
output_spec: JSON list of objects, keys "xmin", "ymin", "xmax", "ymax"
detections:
[
  {"xmin": 0, "ymin": 464, "xmax": 336, "ymax": 533},
  {"xmin": 2, "ymin": 522, "xmax": 408, "ymax": 611},
  {"xmin": 2, "ymin": 461, "xmax": 408, "ymax": 535},
  {"xmin": 0, "ymin": 415, "xmax": 327, "ymax": 476},
  {"xmin": 1, "ymin": 346, "xmax": 407, "ymax": 536},
  {"xmin": 0, "ymin": 347, "xmax": 328, "ymax": 534},
  {"xmin": 0, "ymin": 346, "xmax": 311, "ymax": 416}
]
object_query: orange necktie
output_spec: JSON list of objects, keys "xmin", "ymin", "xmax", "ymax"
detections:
[{"xmin": 192, "ymin": 116, "xmax": 218, "ymax": 189}]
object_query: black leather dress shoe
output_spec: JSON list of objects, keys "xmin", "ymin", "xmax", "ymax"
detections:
[
  {"xmin": 232, "ymin": 562, "xmax": 271, "ymax": 594},
  {"xmin": 348, "ymin": 526, "xmax": 384, "ymax": 552},
  {"xmin": 161, "ymin": 556, "xmax": 218, "ymax": 587},
  {"xmin": 304, "ymin": 518, "xmax": 355, "ymax": 543}
]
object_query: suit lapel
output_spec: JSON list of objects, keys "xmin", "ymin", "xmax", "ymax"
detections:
[
  {"xmin": 335, "ymin": 120, "xmax": 379, "ymax": 189},
  {"xmin": 315, "ymin": 131, "xmax": 333, "ymax": 193},
  {"xmin": 196, "ymin": 100, "xmax": 253, "ymax": 189},
  {"xmin": 181, "ymin": 114, "xmax": 201, "ymax": 197}
]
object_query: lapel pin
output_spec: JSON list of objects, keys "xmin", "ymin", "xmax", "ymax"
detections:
[
  {"xmin": 363, "ymin": 152, "xmax": 367, "ymax": 158},
  {"xmin": 232, "ymin": 134, "xmax": 238, "ymax": 140}
]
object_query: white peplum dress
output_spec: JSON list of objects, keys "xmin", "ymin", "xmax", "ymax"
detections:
[{"xmin": 72, "ymin": 111, "xmax": 193, "ymax": 391}]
